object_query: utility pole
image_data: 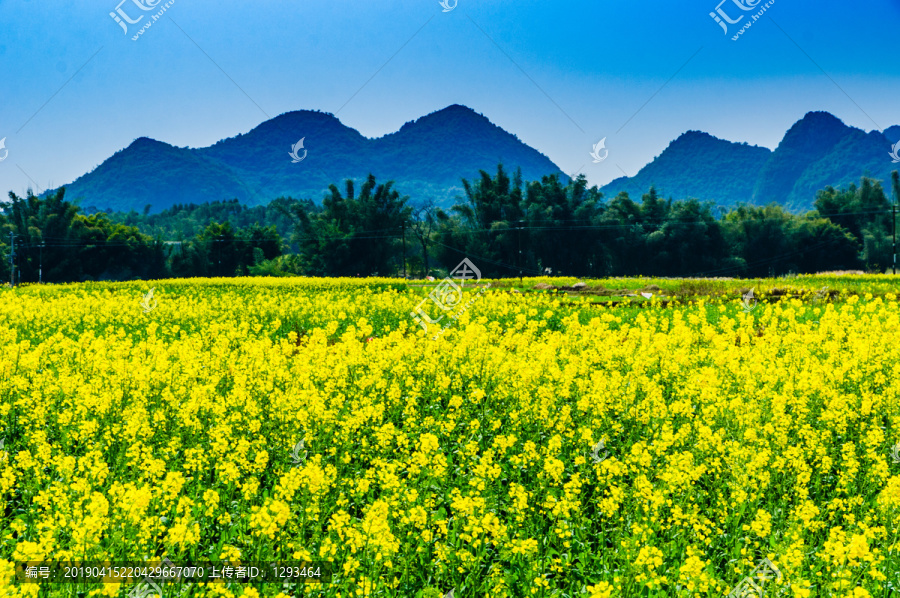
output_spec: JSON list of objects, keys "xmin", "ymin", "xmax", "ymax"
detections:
[
  {"xmin": 518, "ymin": 220, "xmax": 523, "ymax": 283},
  {"xmin": 40, "ymin": 241, "xmax": 44, "ymax": 284},
  {"xmin": 401, "ymin": 222, "xmax": 407, "ymax": 278},
  {"xmin": 8, "ymin": 232, "xmax": 15, "ymax": 287},
  {"xmin": 893, "ymin": 170, "xmax": 900, "ymax": 275}
]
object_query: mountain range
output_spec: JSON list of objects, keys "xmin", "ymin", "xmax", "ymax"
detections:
[
  {"xmin": 601, "ymin": 112, "xmax": 900, "ymax": 212},
  {"xmin": 55, "ymin": 105, "xmax": 900, "ymax": 214},
  {"xmin": 63, "ymin": 105, "xmax": 564, "ymax": 213}
]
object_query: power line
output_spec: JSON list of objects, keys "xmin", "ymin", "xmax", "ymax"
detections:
[
  {"xmin": 6, "ymin": 194, "xmax": 897, "ymax": 280},
  {"xmin": 34, "ymin": 196, "xmax": 895, "ymax": 245},
  {"xmin": 431, "ymin": 239, "xmax": 545, "ymax": 277},
  {"xmin": 6, "ymin": 211, "xmax": 889, "ymax": 261},
  {"xmin": 683, "ymin": 235, "xmax": 849, "ymax": 279}
]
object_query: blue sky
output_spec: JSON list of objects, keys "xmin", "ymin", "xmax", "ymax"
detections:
[{"xmin": 1, "ymin": 0, "xmax": 898, "ymax": 199}]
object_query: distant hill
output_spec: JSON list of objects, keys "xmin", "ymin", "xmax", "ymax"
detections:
[
  {"xmin": 53, "ymin": 106, "xmax": 899, "ymax": 215},
  {"xmin": 602, "ymin": 111, "xmax": 899, "ymax": 212},
  {"xmin": 369, "ymin": 105, "xmax": 559, "ymax": 199},
  {"xmin": 56, "ymin": 105, "xmax": 566, "ymax": 213},
  {"xmin": 885, "ymin": 125, "xmax": 900, "ymax": 144},
  {"xmin": 63, "ymin": 138, "xmax": 264, "ymax": 213},
  {"xmin": 601, "ymin": 131, "xmax": 771, "ymax": 207}
]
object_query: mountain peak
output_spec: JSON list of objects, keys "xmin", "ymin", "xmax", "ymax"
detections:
[
  {"xmin": 784, "ymin": 111, "xmax": 849, "ymax": 141},
  {"xmin": 680, "ymin": 129, "xmax": 714, "ymax": 138},
  {"xmin": 600, "ymin": 127, "xmax": 771, "ymax": 204},
  {"xmin": 764, "ymin": 111, "xmax": 850, "ymax": 160},
  {"xmin": 127, "ymin": 136, "xmax": 169, "ymax": 149},
  {"xmin": 665, "ymin": 130, "xmax": 742, "ymax": 152},
  {"xmin": 398, "ymin": 104, "xmax": 489, "ymax": 130},
  {"xmin": 797, "ymin": 110, "xmax": 846, "ymax": 125},
  {"xmin": 254, "ymin": 109, "xmax": 350, "ymax": 136},
  {"xmin": 672, "ymin": 130, "xmax": 718, "ymax": 143},
  {"xmin": 269, "ymin": 109, "xmax": 339, "ymax": 124},
  {"xmin": 884, "ymin": 125, "xmax": 900, "ymax": 144},
  {"xmin": 437, "ymin": 104, "xmax": 480, "ymax": 115},
  {"xmin": 749, "ymin": 111, "xmax": 876, "ymax": 208}
]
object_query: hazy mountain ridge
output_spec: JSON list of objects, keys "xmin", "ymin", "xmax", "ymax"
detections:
[
  {"xmin": 884, "ymin": 126, "xmax": 900, "ymax": 144},
  {"xmin": 65, "ymin": 137, "xmax": 263, "ymax": 212},
  {"xmin": 54, "ymin": 107, "xmax": 899, "ymax": 215},
  {"xmin": 370, "ymin": 104, "xmax": 559, "ymax": 186},
  {"xmin": 751, "ymin": 111, "xmax": 850, "ymax": 208},
  {"xmin": 604, "ymin": 131, "xmax": 772, "ymax": 206},
  {"xmin": 602, "ymin": 111, "xmax": 899, "ymax": 212},
  {"xmin": 59, "ymin": 105, "xmax": 567, "ymax": 213}
]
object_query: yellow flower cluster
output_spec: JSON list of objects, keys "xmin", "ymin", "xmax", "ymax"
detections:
[{"xmin": 0, "ymin": 277, "xmax": 898, "ymax": 597}]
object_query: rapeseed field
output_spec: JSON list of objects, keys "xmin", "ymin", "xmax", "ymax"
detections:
[{"xmin": 1, "ymin": 277, "xmax": 899, "ymax": 598}]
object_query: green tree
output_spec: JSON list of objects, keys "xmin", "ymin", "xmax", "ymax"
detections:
[
  {"xmin": 523, "ymin": 174, "xmax": 606, "ymax": 276},
  {"xmin": 410, "ymin": 200, "xmax": 441, "ymax": 277},
  {"xmin": 445, "ymin": 164, "xmax": 525, "ymax": 277},
  {"xmin": 652, "ymin": 198, "xmax": 726, "ymax": 276},
  {"xmin": 5, "ymin": 188, "xmax": 81, "ymax": 282},
  {"xmin": 73, "ymin": 213, "xmax": 167, "ymax": 280},
  {"xmin": 814, "ymin": 176, "xmax": 891, "ymax": 269},
  {"xmin": 596, "ymin": 191, "xmax": 646, "ymax": 276},
  {"xmin": 289, "ymin": 175, "xmax": 411, "ymax": 276},
  {"xmin": 722, "ymin": 204, "xmax": 799, "ymax": 277}
]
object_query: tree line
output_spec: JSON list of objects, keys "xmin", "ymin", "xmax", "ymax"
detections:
[{"xmin": 2, "ymin": 167, "xmax": 899, "ymax": 283}]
